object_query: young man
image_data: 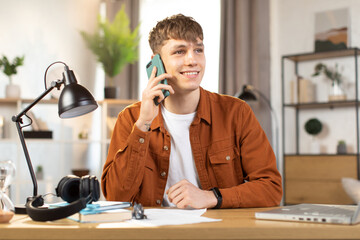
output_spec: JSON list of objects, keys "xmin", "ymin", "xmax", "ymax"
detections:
[{"xmin": 101, "ymin": 14, "xmax": 282, "ymax": 209}]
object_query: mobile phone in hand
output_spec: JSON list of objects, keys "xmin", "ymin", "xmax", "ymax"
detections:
[{"xmin": 146, "ymin": 54, "xmax": 170, "ymax": 105}]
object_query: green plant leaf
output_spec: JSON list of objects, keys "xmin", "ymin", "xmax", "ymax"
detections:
[
  {"xmin": 80, "ymin": 4, "xmax": 140, "ymax": 86},
  {"xmin": 304, "ymin": 118, "xmax": 322, "ymax": 135},
  {"xmin": 0, "ymin": 55, "xmax": 25, "ymax": 83}
]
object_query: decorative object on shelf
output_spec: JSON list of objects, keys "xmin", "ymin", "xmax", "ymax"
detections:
[
  {"xmin": 341, "ymin": 177, "xmax": 360, "ymax": 204},
  {"xmin": 11, "ymin": 61, "xmax": 98, "ymax": 214},
  {"xmin": 312, "ymin": 63, "xmax": 346, "ymax": 101},
  {"xmin": 0, "ymin": 55, "xmax": 24, "ymax": 98},
  {"xmin": 294, "ymin": 76, "xmax": 316, "ymax": 103},
  {"xmin": 23, "ymin": 130, "xmax": 52, "ymax": 139},
  {"xmin": 71, "ymin": 169, "xmax": 90, "ymax": 177},
  {"xmin": 337, "ymin": 140, "xmax": 347, "ymax": 154},
  {"xmin": 237, "ymin": 85, "xmax": 279, "ymax": 166},
  {"xmin": 0, "ymin": 160, "xmax": 16, "ymax": 223},
  {"xmin": 78, "ymin": 125, "xmax": 89, "ymax": 139},
  {"xmin": 314, "ymin": 8, "xmax": 349, "ymax": 52},
  {"xmin": 24, "ymin": 111, "xmax": 52, "ymax": 138},
  {"xmin": 35, "ymin": 165, "xmax": 43, "ymax": 180},
  {"xmin": 80, "ymin": 4, "xmax": 140, "ymax": 99},
  {"xmin": 0, "ymin": 116, "xmax": 4, "ymax": 139},
  {"xmin": 304, "ymin": 118, "xmax": 323, "ymax": 154}
]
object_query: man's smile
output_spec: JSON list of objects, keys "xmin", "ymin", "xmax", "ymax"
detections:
[{"xmin": 181, "ymin": 71, "xmax": 200, "ymax": 77}]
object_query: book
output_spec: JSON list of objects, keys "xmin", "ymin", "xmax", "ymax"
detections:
[
  {"xmin": 51, "ymin": 201, "xmax": 132, "ymax": 223},
  {"xmin": 69, "ymin": 208, "xmax": 132, "ymax": 223}
]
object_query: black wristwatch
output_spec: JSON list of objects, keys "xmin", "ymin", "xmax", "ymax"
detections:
[{"xmin": 211, "ymin": 187, "xmax": 222, "ymax": 209}]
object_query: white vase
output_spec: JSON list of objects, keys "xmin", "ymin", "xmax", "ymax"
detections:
[
  {"xmin": 310, "ymin": 136, "xmax": 321, "ymax": 154},
  {"xmin": 328, "ymin": 81, "xmax": 346, "ymax": 101},
  {"xmin": 5, "ymin": 84, "xmax": 21, "ymax": 98}
]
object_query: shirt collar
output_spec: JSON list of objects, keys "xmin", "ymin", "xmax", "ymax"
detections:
[{"xmin": 150, "ymin": 87, "xmax": 212, "ymax": 131}]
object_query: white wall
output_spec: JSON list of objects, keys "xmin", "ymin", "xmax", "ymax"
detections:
[
  {"xmin": 0, "ymin": 0, "xmax": 102, "ymax": 203},
  {"xmin": 0, "ymin": 0, "xmax": 101, "ymax": 97},
  {"xmin": 270, "ymin": 0, "xmax": 360, "ymax": 174}
]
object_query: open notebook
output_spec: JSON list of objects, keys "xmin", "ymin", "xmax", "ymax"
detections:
[{"xmin": 255, "ymin": 202, "xmax": 360, "ymax": 225}]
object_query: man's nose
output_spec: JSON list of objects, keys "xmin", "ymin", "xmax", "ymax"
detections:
[{"xmin": 185, "ymin": 51, "xmax": 197, "ymax": 65}]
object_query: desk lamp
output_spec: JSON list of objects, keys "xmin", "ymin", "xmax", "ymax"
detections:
[
  {"xmin": 237, "ymin": 85, "xmax": 279, "ymax": 166},
  {"xmin": 11, "ymin": 61, "xmax": 98, "ymax": 214}
]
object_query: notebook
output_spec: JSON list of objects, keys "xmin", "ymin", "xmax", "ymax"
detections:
[{"xmin": 255, "ymin": 202, "xmax": 360, "ymax": 225}]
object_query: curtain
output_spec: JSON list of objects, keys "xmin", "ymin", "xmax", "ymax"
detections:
[
  {"xmin": 219, "ymin": 0, "xmax": 272, "ymax": 146},
  {"xmin": 105, "ymin": 0, "xmax": 139, "ymax": 100}
]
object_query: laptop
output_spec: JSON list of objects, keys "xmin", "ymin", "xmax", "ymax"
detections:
[{"xmin": 255, "ymin": 202, "xmax": 360, "ymax": 225}]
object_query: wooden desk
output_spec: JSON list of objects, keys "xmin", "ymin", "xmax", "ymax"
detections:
[{"xmin": 1, "ymin": 208, "xmax": 360, "ymax": 240}]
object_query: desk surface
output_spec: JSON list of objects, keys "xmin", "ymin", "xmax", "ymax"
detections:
[{"xmin": 1, "ymin": 208, "xmax": 360, "ymax": 240}]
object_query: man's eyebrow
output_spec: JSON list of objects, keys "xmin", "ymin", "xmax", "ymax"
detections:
[{"xmin": 171, "ymin": 42, "xmax": 204, "ymax": 49}]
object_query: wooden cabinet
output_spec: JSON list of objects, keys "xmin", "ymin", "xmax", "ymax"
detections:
[
  {"xmin": 281, "ymin": 48, "xmax": 360, "ymax": 205},
  {"xmin": 0, "ymin": 98, "xmax": 136, "ymax": 204},
  {"xmin": 285, "ymin": 155, "xmax": 357, "ymax": 204}
]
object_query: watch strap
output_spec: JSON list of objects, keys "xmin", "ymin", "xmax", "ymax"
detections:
[{"xmin": 211, "ymin": 187, "xmax": 222, "ymax": 209}]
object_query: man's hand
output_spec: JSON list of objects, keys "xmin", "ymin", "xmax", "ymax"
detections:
[
  {"xmin": 136, "ymin": 66, "xmax": 174, "ymax": 132},
  {"xmin": 166, "ymin": 179, "xmax": 218, "ymax": 209}
]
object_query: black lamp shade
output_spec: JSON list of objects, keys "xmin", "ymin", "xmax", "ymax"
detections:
[
  {"xmin": 58, "ymin": 83, "xmax": 98, "ymax": 118},
  {"xmin": 238, "ymin": 86, "xmax": 257, "ymax": 101}
]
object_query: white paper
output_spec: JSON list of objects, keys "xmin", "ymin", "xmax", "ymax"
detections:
[{"xmin": 128, "ymin": 208, "xmax": 222, "ymax": 227}]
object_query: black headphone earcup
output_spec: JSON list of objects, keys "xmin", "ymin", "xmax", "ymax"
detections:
[
  {"xmin": 91, "ymin": 175, "xmax": 100, "ymax": 202},
  {"xmin": 79, "ymin": 175, "xmax": 100, "ymax": 203},
  {"xmin": 56, "ymin": 175, "xmax": 81, "ymax": 203}
]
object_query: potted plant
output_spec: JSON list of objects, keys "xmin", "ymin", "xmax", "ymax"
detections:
[
  {"xmin": 80, "ymin": 4, "xmax": 140, "ymax": 99},
  {"xmin": 312, "ymin": 63, "xmax": 345, "ymax": 101},
  {"xmin": 337, "ymin": 140, "xmax": 347, "ymax": 154},
  {"xmin": 0, "ymin": 55, "xmax": 24, "ymax": 98},
  {"xmin": 35, "ymin": 165, "xmax": 43, "ymax": 180},
  {"xmin": 304, "ymin": 118, "xmax": 323, "ymax": 154}
]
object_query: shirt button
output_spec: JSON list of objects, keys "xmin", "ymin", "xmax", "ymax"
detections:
[
  {"xmin": 160, "ymin": 171, "xmax": 166, "ymax": 177},
  {"xmin": 226, "ymin": 155, "xmax": 231, "ymax": 161},
  {"xmin": 156, "ymin": 200, "xmax": 161, "ymax": 205},
  {"xmin": 139, "ymin": 138, "xmax": 145, "ymax": 143},
  {"xmin": 163, "ymin": 145, "xmax": 169, "ymax": 151}
]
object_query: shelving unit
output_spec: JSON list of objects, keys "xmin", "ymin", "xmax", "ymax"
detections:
[
  {"xmin": 281, "ymin": 48, "xmax": 360, "ymax": 205},
  {"xmin": 0, "ymin": 98, "xmax": 137, "ymax": 204}
]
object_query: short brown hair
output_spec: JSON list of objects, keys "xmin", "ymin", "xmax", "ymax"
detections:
[{"xmin": 148, "ymin": 14, "xmax": 203, "ymax": 54}]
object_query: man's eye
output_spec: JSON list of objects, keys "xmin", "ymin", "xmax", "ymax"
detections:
[
  {"xmin": 195, "ymin": 48, "xmax": 204, "ymax": 53},
  {"xmin": 174, "ymin": 50, "xmax": 185, "ymax": 54}
]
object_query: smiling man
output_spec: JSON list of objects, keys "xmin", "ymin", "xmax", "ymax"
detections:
[{"xmin": 101, "ymin": 14, "xmax": 282, "ymax": 209}]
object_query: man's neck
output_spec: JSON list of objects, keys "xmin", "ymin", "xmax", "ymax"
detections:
[{"xmin": 162, "ymin": 88, "xmax": 200, "ymax": 114}]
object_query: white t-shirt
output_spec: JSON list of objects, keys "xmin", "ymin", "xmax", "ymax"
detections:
[{"xmin": 161, "ymin": 105, "xmax": 200, "ymax": 207}]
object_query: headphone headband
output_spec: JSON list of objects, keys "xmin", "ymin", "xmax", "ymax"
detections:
[{"xmin": 26, "ymin": 175, "xmax": 100, "ymax": 222}]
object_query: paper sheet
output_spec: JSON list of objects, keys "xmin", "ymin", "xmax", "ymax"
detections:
[{"xmin": 128, "ymin": 208, "xmax": 222, "ymax": 227}]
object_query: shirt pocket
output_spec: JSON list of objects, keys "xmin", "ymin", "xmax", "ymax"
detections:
[{"xmin": 209, "ymin": 147, "xmax": 242, "ymax": 188}]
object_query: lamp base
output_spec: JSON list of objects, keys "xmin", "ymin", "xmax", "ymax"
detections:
[
  {"xmin": 15, "ymin": 196, "xmax": 44, "ymax": 214},
  {"xmin": 14, "ymin": 204, "xmax": 27, "ymax": 214}
]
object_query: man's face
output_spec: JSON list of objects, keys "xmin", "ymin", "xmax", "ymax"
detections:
[{"xmin": 158, "ymin": 38, "xmax": 206, "ymax": 94}]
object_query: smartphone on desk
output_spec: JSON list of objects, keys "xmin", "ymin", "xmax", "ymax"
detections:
[{"xmin": 146, "ymin": 54, "xmax": 170, "ymax": 105}]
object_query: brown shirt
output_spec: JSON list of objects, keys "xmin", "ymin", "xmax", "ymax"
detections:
[{"xmin": 101, "ymin": 87, "xmax": 282, "ymax": 208}]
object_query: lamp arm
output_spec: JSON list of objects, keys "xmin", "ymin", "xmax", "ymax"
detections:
[
  {"xmin": 11, "ymin": 80, "xmax": 64, "ymax": 198},
  {"xmin": 252, "ymin": 88, "xmax": 280, "ymax": 166}
]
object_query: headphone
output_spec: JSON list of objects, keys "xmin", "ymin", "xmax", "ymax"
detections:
[{"xmin": 26, "ymin": 175, "xmax": 100, "ymax": 222}]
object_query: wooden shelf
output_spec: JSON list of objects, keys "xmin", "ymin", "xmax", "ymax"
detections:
[
  {"xmin": 284, "ymin": 100, "xmax": 358, "ymax": 109},
  {"xmin": 283, "ymin": 48, "xmax": 360, "ymax": 62},
  {"xmin": 0, "ymin": 98, "xmax": 138, "ymax": 105},
  {"xmin": 98, "ymin": 99, "xmax": 138, "ymax": 105},
  {"xmin": 284, "ymin": 153, "xmax": 357, "ymax": 157}
]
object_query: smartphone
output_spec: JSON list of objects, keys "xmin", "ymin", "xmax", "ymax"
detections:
[{"xmin": 146, "ymin": 54, "xmax": 170, "ymax": 105}]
